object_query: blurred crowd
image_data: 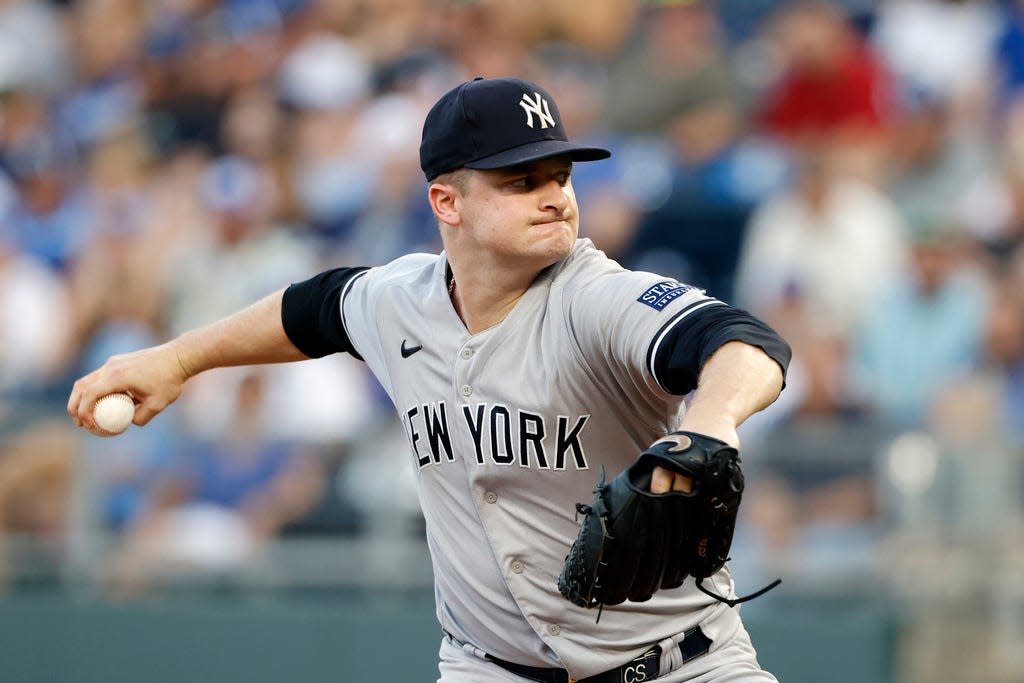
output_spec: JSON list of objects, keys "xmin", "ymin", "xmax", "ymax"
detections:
[{"xmin": 0, "ymin": 0, "xmax": 1023, "ymax": 634}]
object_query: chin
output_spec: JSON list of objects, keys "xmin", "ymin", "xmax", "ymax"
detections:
[
  {"xmin": 509, "ymin": 220, "xmax": 575, "ymax": 268},
  {"xmin": 536, "ymin": 225, "xmax": 575, "ymax": 256}
]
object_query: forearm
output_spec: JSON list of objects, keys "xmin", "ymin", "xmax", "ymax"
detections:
[
  {"xmin": 173, "ymin": 290, "xmax": 308, "ymax": 378},
  {"xmin": 679, "ymin": 341, "xmax": 785, "ymax": 446},
  {"xmin": 68, "ymin": 289, "xmax": 309, "ymax": 430},
  {"xmin": 653, "ymin": 340, "xmax": 784, "ymax": 492}
]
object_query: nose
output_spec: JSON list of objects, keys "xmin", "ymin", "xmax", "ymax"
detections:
[{"xmin": 539, "ymin": 178, "xmax": 569, "ymax": 213}]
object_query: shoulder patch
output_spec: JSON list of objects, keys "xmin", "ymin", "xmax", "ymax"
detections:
[{"xmin": 637, "ymin": 280, "xmax": 694, "ymax": 311}]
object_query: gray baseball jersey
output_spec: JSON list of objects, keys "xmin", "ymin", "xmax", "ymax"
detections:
[{"xmin": 329, "ymin": 239, "xmax": 739, "ymax": 679}]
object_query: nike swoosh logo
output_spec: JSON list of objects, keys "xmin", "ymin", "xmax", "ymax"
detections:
[{"xmin": 401, "ymin": 339, "xmax": 423, "ymax": 358}]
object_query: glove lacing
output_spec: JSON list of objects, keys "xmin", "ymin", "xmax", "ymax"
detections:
[{"xmin": 695, "ymin": 574, "xmax": 782, "ymax": 608}]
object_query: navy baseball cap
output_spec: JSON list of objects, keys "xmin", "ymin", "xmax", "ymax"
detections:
[{"xmin": 419, "ymin": 76, "xmax": 611, "ymax": 181}]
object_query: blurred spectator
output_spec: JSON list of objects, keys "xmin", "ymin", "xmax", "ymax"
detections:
[
  {"xmin": 734, "ymin": 146, "xmax": 909, "ymax": 340},
  {"xmin": 542, "ymin": 0, "xmax": 637, "ymax": 56},
  {"xmin": 0, "ymin": 227, "xmax": 73, "ymax": 401},
  {"xmin": 139, "ymin": 0, "xmax": 290, "ymax": 156},
  {"xmin": 0, "ymin": 0, "xmax": 71, "ymax": 96},
  {"xmin": 138, "ymin": 0, "xmax": 223, "ymax": 156},
  {"xmin": 165, "ymin": 154, "xmax": 314, "ymax": 336},
  {"xmin": 0, "ymin": 419, "xmax": 76, "ymax": 592},
  {"xmin": 716, "ymin": 0, "xmax": 796, "ymax": 46},
  {"xmin": 57, "ymin": 0, "xmax": 144, "ymax": 150},
  {"xmin": 756, "ymin": 1, "xmax": 898, "ymax": 182},
  {"xmin": 434, "ymin": 1, "xmax": 535, "ymax": 77},
  {"xmin": 992, "ymin": 0, "xmax": 1024, "ymax": 111},
  {"xmin": 734, "ymin": 417, "xmax": 885, "ymax": 589},
  {"xmin": 220, "ymin": 84, "xmax": 284, "ymax": 162},
  {"xmin": 602, "ymin": 0, "xmax": 741, "ymax": 136},
  {"xmin": 847, "ymin": 211, "xmax": 990, "ymax": 428},
  {"xmin": 917, "ymin": 277, "xmax": 1024, "ymax": 543},
  {"xmin": 940, "ymin": 272, "xmax": 1024, "ymax": 444},
  {"xmin": 873, "ymin": 0, "xmax": 1000, "ymax": 117},
  {"xmin": 280, "ymin": 31, "xmax": 375, "ymax": 243},
  {"xmin": 306, "ymin": 0, "xmax": 440, "ymax": 66},
  {"xmin": 885, "ymin": 86, "xmax": 996, "ymax": 221},
  {"xmin": 717, "ymin": 0, "xmax": 876, "ymax": 46},
  {"xmin": 66, "ymin": 125, "xmax": 172, "ymax": 348},
  {"xmin": 161, "ymin": 153, "xmax": 380, "ymax": 448},
  {"xmin": 957, "ymin": 92, "xmax": 1024, "ymax": 263},
  {"xmin": 105, "ymin": 372, "xmax": 325, "ymax": 597},
  {"xmin": 624, "ymin": 88, "xmax": 789, "ymax": 300},
  {"xmin": 594, "ymin": 0, "xmax": 789, "ymax": 298},
  {"xmin": 1, "ymin": 89, "xmax": 93, "ymax": 271},
  {"xmin": 336, "ymin": 92, "xmax": 438, "ymax": 264},
  {"xmin": 278, "ymin": 32, "xmax": 369, "ymax": 114}
]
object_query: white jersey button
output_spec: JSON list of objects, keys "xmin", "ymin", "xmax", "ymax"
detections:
[
  {"xmin": 484, "ymin": 491, "xmax": 497, "ymax": 504},
  {"xmin": 460, "ymin": 385, "xmax": 472, "ymax": 397},
  {"xmin": 510, "ymin": 560, "xmax": 524, "ymax": 574},
  {"xmin": 546, "ymin": 624, "xmax": 561, "ymax": 636},
  {"xmin": 460, "ymin": 348, "xmax": 474, "ymax": 359}
]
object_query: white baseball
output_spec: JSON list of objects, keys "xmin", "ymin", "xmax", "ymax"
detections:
[{"xmin": 91, "ymin": 393, "xmax": 136, "ymax": 436}]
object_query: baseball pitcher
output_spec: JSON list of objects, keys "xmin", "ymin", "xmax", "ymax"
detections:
[{"xmin": 69, "ymin": 77, "xmax": 791, "ymax": 682}]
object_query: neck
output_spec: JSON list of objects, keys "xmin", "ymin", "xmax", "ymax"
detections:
[{"xmin": 447, "ymin": 259, "xmax": 542, "ymax": 335}]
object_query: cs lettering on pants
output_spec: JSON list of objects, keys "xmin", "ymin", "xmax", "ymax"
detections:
[{"xmin": 623, "ymin": 662, "xmax": 648, "ymax": 682}]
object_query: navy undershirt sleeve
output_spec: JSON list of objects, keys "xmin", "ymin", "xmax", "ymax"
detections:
[
  {"xmin": 651, "ymin": 305, "xmax": 791, "ymax": 396},
  {"xmin": 281, "ymin": 267, "xmax": 369, "ymax": 360}
]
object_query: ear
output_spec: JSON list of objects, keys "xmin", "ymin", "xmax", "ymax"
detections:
[{"xmin": 428, "ymin": 182, "xmax": 462, "ymax": 228}]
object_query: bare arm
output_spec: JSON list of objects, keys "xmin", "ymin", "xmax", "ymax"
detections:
[
  {"xmin": 651, "ymin": 340, "xmax": 784, "ymax": 493},
  {"xmin": 68, "ymin": 290, "xmax": 307, "ymax": 431},
  {"xmin": 173, "ymin": 290, "xmax": 308, "ymax": 375}
]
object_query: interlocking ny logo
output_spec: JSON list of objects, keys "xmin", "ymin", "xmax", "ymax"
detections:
[{"xmin": 519, "ymin": 92, "xmax": 555, "ymax": 129}]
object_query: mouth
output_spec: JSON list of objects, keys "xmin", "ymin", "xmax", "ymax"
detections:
[{"xmin": 532, "ymin": 216, "xmax": 572, "ymax": 227}]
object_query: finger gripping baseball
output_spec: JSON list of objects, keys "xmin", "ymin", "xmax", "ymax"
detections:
[{"xmin": 559, "ymin": 431, "xmax": 776, "ymax": 610}]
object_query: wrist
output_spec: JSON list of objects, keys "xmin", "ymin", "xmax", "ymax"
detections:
[
  {"xmin": 678, "ymin": 404, "xmax": 740, "ymax": 448},
  {"xmin": 166, "ymin": 335, "xmax": 201, "ymax": 381}
]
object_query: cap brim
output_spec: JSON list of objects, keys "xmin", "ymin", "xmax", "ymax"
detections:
[{"xmin": 464, "ymin": 139, "xmax": 611, "ymax": 170}]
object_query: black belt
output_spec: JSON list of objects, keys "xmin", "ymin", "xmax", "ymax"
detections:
[{"xmin": 446, "ymin": 626, "xmax": 711, "ymax": 683}]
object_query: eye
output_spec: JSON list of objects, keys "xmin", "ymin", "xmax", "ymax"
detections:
[
  {"xmin": 554, "ymin": 171, "xmax": 571, "ymax": 186},
  {"xmin": 506, "ymin": 176, "xmax": 533, "ymax": 191}
]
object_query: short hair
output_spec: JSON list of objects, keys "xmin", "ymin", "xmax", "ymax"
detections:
[{"xmin": 431, "ymin": 167, "xmax": 472, "ymax": 195}]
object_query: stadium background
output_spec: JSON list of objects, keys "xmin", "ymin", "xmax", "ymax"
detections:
[{"xmin": 1, "ymin": 0, "xmax": 1023, "ymax": 680}]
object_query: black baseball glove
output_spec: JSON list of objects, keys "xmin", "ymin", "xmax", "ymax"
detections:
[{"xmin": 557, "ymin": 430, "xmax": 778, "ymax": 611}]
